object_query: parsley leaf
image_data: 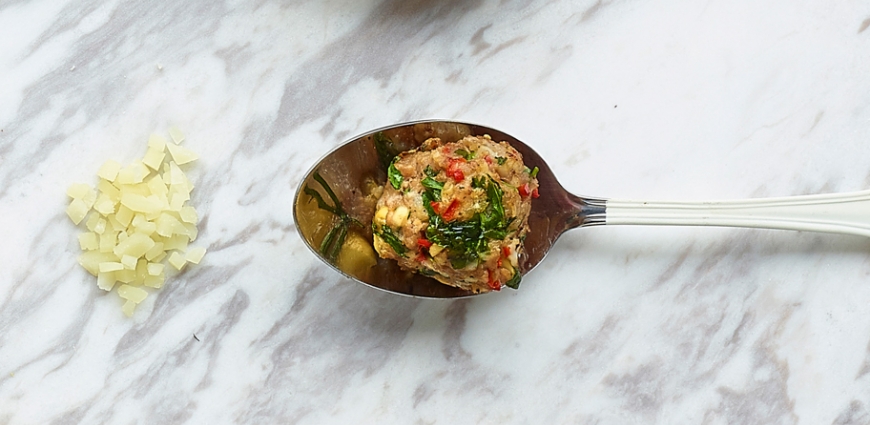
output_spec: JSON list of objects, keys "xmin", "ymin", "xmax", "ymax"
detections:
[
  {"xmin": 504, "ymin": 270, "xmax": 522, "ymax": 289},
  {"xmin": 455, "ymin": 149, "xmax": 475, "ymax": 160},
  {"xmin": 373, "ymin": 222, "xmax": 407, "ymax": 256},
  {"xmin": 388, "ymin": 160, "xmax": 403, "ymax": 189},
  {"xmin": 421, "ymin": 176, "xmax": 443, "ymax": 199},
  {"xmin": 496, "ymin": 156, "xmax": 507, "ymax": 165}
]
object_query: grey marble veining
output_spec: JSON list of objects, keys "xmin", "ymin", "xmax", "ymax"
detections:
[{"xmin": 3, "ymin": 0, "xmax": 870, "ymax": 423}]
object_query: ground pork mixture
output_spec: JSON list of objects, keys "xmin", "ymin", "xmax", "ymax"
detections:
[{"xmin": 372, "ymin": 134, "xmax": 539, "ymax": 293}]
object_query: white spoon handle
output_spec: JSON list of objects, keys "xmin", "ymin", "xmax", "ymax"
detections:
[{"xmin": 604, "ymin": 189, "xmax": 870, "ymax": 237}]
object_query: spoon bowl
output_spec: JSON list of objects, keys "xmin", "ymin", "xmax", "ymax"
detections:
[{"xmin": 295, "ymin": 120, "xmax": 870, "ymax": 298}]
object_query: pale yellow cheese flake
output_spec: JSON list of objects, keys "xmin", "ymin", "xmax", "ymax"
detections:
[
  {"xmin": 120, "ymin": 254, "xmax": 138, "ymax": 270},
  {"xmin": 162, "ymin": 235, "xmax": 189, "ymax": 252},
  {"xmin": 142, "ymin": 148, "xmax": 165, "ymax": 170},
  {"xmin": 97, "ymin": 180, "xmax": 120, "ymax": 202},
  {"xmin": 85, "ymin": 213, "xmax": 101, "ymax": 231},
  {"xmin": 94, "ymin": 195, "xmax": 116, "ymax": 216},
  {"xmin": 147, "ymin": 174, "xmax": 168, "ymax": 196},
  {"xmin": 66, "ymin": 198, "xmax": 90, "ymax": 225},
  {"xmin": 116, "ymin": 269, "xmax": 136, "ymax": 284},
  {"xmin": 97, "ymin": 160, "xmax": 121, "ymax": 182},
  {"xmin": 144, "ymin": 241, "xmax": 165, "ymax": 261},
  {"xmin": 67, "ymin": 183, "xmax": 92, "ymax": 199},
  {"xmin": 79, "ymin": 251, "xmax": 118, "ymax": 276},
  {"xmin": 78, "ymin": 232, "xmax": 99, "ymax": 250},
  {"xmin": 185, "ymin": 246, "xmax": 206, "ymax": 264},
  {"xmin": 97, "ymin": 272, "xmax": 116, "ymax": 291},
  {"xmin": 147, "ymin": 262, "xmax": 164, "ymax": 276},
  {"xmin": 99, "ymin": 231, "xmax": 117, "ymax": 253},
  {"xmin": 144, "ymin": 273, "xmax": 165, "ymax": 289},
  {"xmin": 148, "ymin": 134, "xmax": 167, "ymax": 151},
  {"xmin": 99, "ymin": 262, "xmax": 124, "ymax": 273},
  {"xmin": 118, "ymin": 284, "xmax": 148, "ymax": 303},
  {"xmin": 116, "ymin": 205, "xmax": 134, "ymax": 228},
  {"xmin": 155, "ymin": 213, "xmax": 185, "ymax": 238},
  {"xmin": 165, "ymin": 142, "xmax": 198, "ymax": 165},
  {"xmin": 120, "ymin": 193, "xmax": 162, "ymax": 214},
  {"xmin": 121, "ymin": 300, "xmax": 136, "ymax": 317},
  {"xmin": 179, "ymin": 206, "xmax": 198, "ymax": 224},
  {"xmin": 167, "ymin": 251, "xmax": 186, "ymax": 270},
  {"xmin": 113, "ymin": 233, "xmax": 155, "ymax": 258}
]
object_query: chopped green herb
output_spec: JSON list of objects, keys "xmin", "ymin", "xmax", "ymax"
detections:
[
  {"xmin": 374, "ymin": 132, "xmax": 401, "ymax": 171},
  {"xmin": 423, "ymin": 178, "xmax": 512, "ymax": 269},
  {"xmin": 455, "ymin": 149, "xmax": 475, "ymax": 160},
  {"xmin": 304, "ymin": 171, "xmax": 362, "ymax": 261},
  {"xmin": 471, "ymin": 176, "xmax": 486, "ymax": 189},
  {"xmin": 321, "ymin": 225, "xmax": 348, "ymax": 262},
  {"xmin": 504, "ymin": 270, "xmax": 522, "ymax": 289},
  {"xmin": 420, "ymin": 172, "xmax": 443, "ymax": 217},
  {"xmin": 388, "ymin": 160, "xmax": 403, "ymax": 189},
  {"xmin": 421, "ymin": 176, "xmax": 444, "ymax": 199},
  {"xmin": 424, "ymin": 166, "xmax": 438, "ymax": 178},
  {"xmin": 496, "ymin": 156, "xmax": 507, "ymax": 165},
  {"xmin": 529, "ymin": 166, "xmax": 539, "ymax": 178},
  {"xmin": 374, "ymin": 222, "xmax": 407, "ymax": 256},
  {"xmin": 302, "ymin": 186, "xmax": 338, "ymax": 216}
]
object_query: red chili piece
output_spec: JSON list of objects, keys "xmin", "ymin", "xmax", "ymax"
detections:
[
  {"xmin": 447, "ymin": 159, "xmax": 465, "ymax": 182},
  {"xmin": 502, "ymin": 246, "xmax": 511, "ymax": 257},
  {"xmin": 531, "ymin": 187, "xmax": 540, "ymax": 198},
  {"xmin": 417, "ymin": 238, "xmax": 432, "ymax": 248},
  {"xmin": 519, "ymin": 183, "xmax": 530, "ymax": 198},
  {"xmin": 442, "ymin": 199, "xmax": 460, "ymax": 221},
  {"xmin": 487, "ymin": 269, "xmax": 501, "ymax": 291},
  {"xmin": 416, "ymin": 251, "xmax": 427, "ymax": 262},
  {"xmin": 497, "ymin": 258, "xmax": 503, "ymax": 268},
  {"xmin": 430, "ymin": 201, "xmax": 441, "ymax": 215}
]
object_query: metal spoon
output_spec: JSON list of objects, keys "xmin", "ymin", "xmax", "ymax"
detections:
[{"xmin": 294, "ymin": 119, "xmax": 870, "ymax": 298}]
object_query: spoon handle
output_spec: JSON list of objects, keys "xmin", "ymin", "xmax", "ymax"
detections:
[{"xmin": 598, "ymin": 189, "xmax": 870, "ymax": 237}]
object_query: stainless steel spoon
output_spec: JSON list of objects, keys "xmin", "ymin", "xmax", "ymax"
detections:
[{"xmin": 294, "ymin": 119, "xmax": 870, "ymax": 298}]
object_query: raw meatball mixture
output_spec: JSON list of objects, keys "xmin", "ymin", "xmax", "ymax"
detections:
[{"xmin": 372, "ymin": 134, "xmax": 539, "ymax": 293}]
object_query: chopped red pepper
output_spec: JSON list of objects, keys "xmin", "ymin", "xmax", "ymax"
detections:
[
  {"xmin": 447, "ymin": 159, "xmax": 465, "ymax": 182},
  {"xmin": 487, "ymin": 269, "xmax": 501, "ymax": 291},
  {"xmin": 442, "ymin": 199, "xmax": 460, "ymax": 221},
  {"xmin": 484, "ymin": 155, "xmax": 493, "ymax": 164},
  {"xmin": 417, "ymin": 238, "xmax": 432, "ymax": 248},
  {"xmin": 497, "ymin": 258, "xmax": 503, "ymax": 268},
  {"xmin": 415, "ymin": 251, "xmax": 427, "ymax": 262},
  {"xmin": 531, "ymin": 187, "xmax": 540, "ymax": 198},
  {"xmin": 518, "ymin": 183, "xmax": 530, "ymax": 198},
  {"xmin": 502, "ymin": 246, "xmax": 511, "ymax": 257},
  {"xmin": 430, "ymin": 201, "xmax": 440, "ymax": 215}
]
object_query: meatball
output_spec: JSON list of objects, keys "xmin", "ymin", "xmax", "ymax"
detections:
[{"xmin": 372, "ymin": 135, "xmax": 539, "ymax": 293}]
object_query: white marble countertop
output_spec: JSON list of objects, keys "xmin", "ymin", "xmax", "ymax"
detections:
[{"xmin": 3, "ymin": 0, "xmax": 870, "ymax": 423}]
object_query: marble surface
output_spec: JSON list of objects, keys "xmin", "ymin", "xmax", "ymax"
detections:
[{"xmin": 3, "ymin": 0, "xmax": 870, "ymax": 423}]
